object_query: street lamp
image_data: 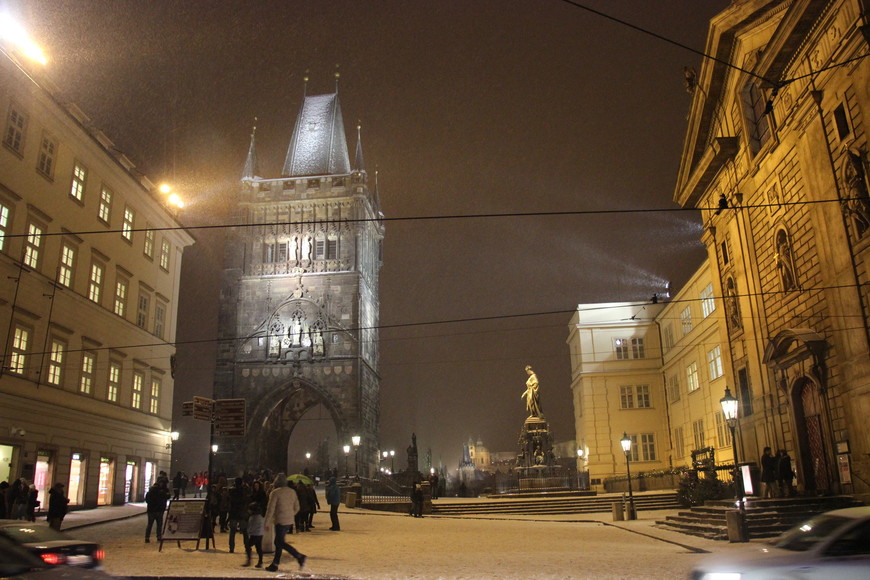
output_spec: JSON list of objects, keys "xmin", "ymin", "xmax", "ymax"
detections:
[
  {"xmin": 352, "ymin": 435, "xmax": 361, "ymax": 477},
  {"xmin": 390, "ymin": 449, "xmax": 395, "ymax": 473},
  {"xmin": 577, "ymin": 448, "xmax": 586, "ymax": 491},
  {"xmin": 720, "ymin": 387, "xmax": 741, "ymax": 498},
  {"xmin": 620, "ymin": 433, "xmax": 636, "ymax": 520},
  {"xmin": 305, "ymin": 452, "xmax": 311, "ymax": 473},
  {"xmin": 343, "ymin": 444, "xmax": 351, "ymax": 478}
]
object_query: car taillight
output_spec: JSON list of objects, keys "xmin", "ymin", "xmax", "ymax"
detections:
[
  {"xmin": 40, "ymin": 552, "xmax": 67, "ymax": 565},
  {"xmin": 94, "ymin": 549, "xmax": 105, "ymax": 561}
]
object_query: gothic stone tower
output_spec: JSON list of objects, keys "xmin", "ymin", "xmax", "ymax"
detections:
[{"xmin": 213, "ymin": 88, "xmax": 384, "ymax": 477}]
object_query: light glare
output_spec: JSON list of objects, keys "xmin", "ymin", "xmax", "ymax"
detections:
[{"xmin": 0, "ymin": 14, "xmax": 47, "ymax": 65}]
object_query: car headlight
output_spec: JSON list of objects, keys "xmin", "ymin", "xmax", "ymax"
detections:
[{"xmin": 698, "ymin": 574, "xmax": 741, "ymax": 580}]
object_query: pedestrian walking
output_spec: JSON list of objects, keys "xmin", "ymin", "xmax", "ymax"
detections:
[
  {"xmin": 776, "ymin": 449, "xmax": 795, "ymax": 497},
  {"xmin": 294, "ymin": 481, "xmax": 309, "ymax": 532},
  {"xmin": 227, "ymin": 477, "xmax": 250, "ymax": 553},
  {"xmin": 46, "ymin": 483, "xmax": 69, "ymax": 531},
  {"xmin": 760, "ymin": 446, "xmax": 778, "ymax": 498},
  {"xmin": 0, "ymin": 480, "xmax": 9, "ymax": 519},
  {"xmin": 326, "ymin": 476, "xmax": 341, "ymax": 531},
  {"xmin": 242, "ymin": 502, "xmax": 264, "ymax": 568},
  {"xmin": 172, "ymin": 471, "xmax": 183, "ymax": 501},
  {"xmin": 25, "ymin": 484, "xmax": 39, "ymax": 521},
  {"xmin": 145, "ymin": 482, "xmax": 169, "ymax": 543},
  {"xmin": 264, "ymin": 473, "xmax": 306, "ymax": 572},
  {"xmin": 305, "ymin": 483, "xmax": 319, "ymax": 530}
]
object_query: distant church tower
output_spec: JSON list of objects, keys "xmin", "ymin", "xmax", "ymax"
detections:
[{"xmin": 213, "ymin": 78, "xmax": 384, "ymax": 477}]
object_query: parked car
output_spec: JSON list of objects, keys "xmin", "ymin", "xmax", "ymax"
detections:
[
  {"xmin": 691, "ymin": 506, "xmax": 870, "ymax": 579},
  {"xmin": 0, "ymin": 535, "xmax": 112, "ymax": 580},
  {"xmin": 0, "ymin": 520, "xmax": 104, "ymax": 569}
]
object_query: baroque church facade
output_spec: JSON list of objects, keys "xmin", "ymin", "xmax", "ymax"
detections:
[
  {"xmin": 213, "ymin": 84, "xmax": 384, "ymax": 476},
  {"xmin": 676, "ymin": 0, "xmax": 870, "ymax": 499}
]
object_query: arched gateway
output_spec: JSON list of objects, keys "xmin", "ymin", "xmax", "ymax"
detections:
[{"xmin": 212, "ymin": 85, "xmax": 384, "ymax": 477}]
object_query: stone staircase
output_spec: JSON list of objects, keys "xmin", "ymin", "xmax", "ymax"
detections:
[
  {"xmin": 430, "ymin": 491, "xmax": 681, "ymax": 516},
  {"xmin": 656, "ymin": 495, "xmax": 863, "ymax": 540}
]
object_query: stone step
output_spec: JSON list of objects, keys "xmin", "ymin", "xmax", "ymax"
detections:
[{"xmin": 431, "ymin": 492, "xmax": 680, "ymax": 515}]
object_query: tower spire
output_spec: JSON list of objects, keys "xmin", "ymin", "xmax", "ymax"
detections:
[
  {"xmin": 334, "ymin": 64, "xmax": 340, "ymax": 92},
  {"xmin": 355, "ymin": 121, "xmax": 365, "ymax": 173},
  {"xmin": 303, "ymin": 70, "xmax": 309, "ymax": 97},
  {"xmin": 242, "ymin": 117, "xmax": 259, "ymax": 181}
]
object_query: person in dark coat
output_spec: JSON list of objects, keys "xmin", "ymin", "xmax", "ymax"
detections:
[
  {"xmin": 305, "ymin": 484, "xmax": 319, "ymax": 530},
  {"xmin": 172, "ymin": 472, "xmax": 183, "ymax": 501},
  {"xmin": 46, "ymin": 483, "xmax": 69, "ymax": 531},
  {"xmin": 760, "ymin": 446, "xmax": 777, "ymax": 498},
  {"xmin": 293, "ymin": 481, "xmax": 309, "ymax": 532},
  {"xmin": 25, "ymin": 484, "xmax": 39, "ymax": 522},
  {"xmin": 227, "ymin": 477, "xmax": 250, "ymax": 553},
  {"xmin": 145, "ymin": 483, "xmax": 169, "ymax": 542},
  {"xmin": 325, "ymin": 476, "xmax": 341, "ymax": 531},
  {"xmin": 776, "ymin": 449, "xmax": 795, "ymax": 497}
]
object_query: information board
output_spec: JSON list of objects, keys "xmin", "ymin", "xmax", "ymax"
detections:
[{"xmin": 160, "ymin": 499, "xmax": 207, "ymax": 550}]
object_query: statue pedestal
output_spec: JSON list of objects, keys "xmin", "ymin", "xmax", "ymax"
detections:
[{"xmin": 513, "ymin": 415, "xmax": 570, "ymax": 492}]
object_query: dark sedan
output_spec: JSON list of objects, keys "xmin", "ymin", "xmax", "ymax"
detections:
[{"xmin": 0, "ymin": 521, "xmax": 104, "ymax": 569}]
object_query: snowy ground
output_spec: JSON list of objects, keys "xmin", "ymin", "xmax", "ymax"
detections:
[{"xmin": 62, "ymin": 501, "xmax": 761, "ymax": 580}]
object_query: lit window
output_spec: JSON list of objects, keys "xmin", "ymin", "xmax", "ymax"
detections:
[
  {"xmin": 144, "ymin": 228, "xmax": 154, "ymax": 258},
  {"xmin": 58, "ymin": 243, "xmax": 76, "ymax": 288},
  {"xmin": 132, "ymin": 372, "xmax": 143, "ymax": 409},
  {"xmin": 0, "ymin": 203, "xmax": 9, "ymax": 252},
  {"xmin": 88, "ymin": 261, "xmax": 104, "ymax": 304},
  {"xmin": 692, "ymin": 419, "xmax": 705, "ymax": 450},
  {"xmin": 159, "ymin": 239, "xmax": 170, "ymax": 270},
  {"xmin": 154, "ymin": 301, "xmax": 166, "ymax": 339},
  {"xmin": 3, "ymin": 104, "xmax": 27, "ymax": 154},
  {"xmin": 114, "ymin": 278, "xmax": 128, "ymax": 317},
  {"xmin": 700, "ymin": 284, "xmax": 715, "ymax": 318},
  {"xmin": 98, "ymin": 186, "xmax": 112, "ymax": 223},
  {"xmin": 149, "ymin": 378, "xmax": 160, "ymax": 414},
  {"xmin": 9, "ymin": 324, "xmax": 30, "ymax": 374},
  {"xmin": 47, "ymin": 339, "xmax": 65, "ymax": 385},
  {"xmin": 137, "ymin": 292, "xmax": 150, "ymax": 329},
  {"xmin": 36, "ymin": 132, "xmax": 57, "ymax": 179},
  {"xmin": 80, "ymin": 352, "xmax": 95, "ymax": 394},
  {"xmin": 707, "ymin": 345, "xmax": 723, "ymax": 380},
  {"xmin": 687, "ymin": 362, "xmax": 699, "ymax": 392},
  {"xmin": 122, "ymin": 206, "xmax": 134, "ymax": 242},
  {"xmin": 70, "ymin": 162, "xmax": 87, "ymax": 201},
  {"xmin": 23, "ymin": 222, "xmax": 43, "ymax": 269},
  {"xmin": 680, "ymin": 307, "xmax": 693, "ymax": 335},
  {"xmin": 107, "ymin": 362, "xmax": 121, "ymax": 402}
]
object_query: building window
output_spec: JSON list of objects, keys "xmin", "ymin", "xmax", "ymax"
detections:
[
  {"xmin": 58, "ymin": 243, "xmax": 76, "ymax": 288},
  {"xmin": 686, "ymin": 362, "xmax": 699, "ymax": 392},
  {"xmin": 640, "ymin": 433, "xmax": 656, "ymax": 461},
  {"xmin": 0, "ymin": 202, "xmax": 10, "ymax": 252},
  {"xmin": 9, "ymin": 324, "xmax": 30, "ymax": 374},
  {"xmin": 154, "ymin": 301, "xmax": 166, "ymax": 339},
  {"xmin": 114, "ymin": 278, "xmax": 128, "ymax": 317},
  {"xmin": 615, "ymin": 338, "xmax": 644, "ymax": 360},
  {"xmin": 137, "ymin": 292, "xmax": 150, "ymax": 329},
  {"xmin": 149, "ymin": 378, "xmax": 160, "ymax": 414},
  {"xmin": 692, "ymin": 419, "xmax": 705, "ymax": 450},
  {"xmin": 4, "ymin": 103, "xmax": 27, "ymax": 154},
  {"xmin": 663, "ymin": 324, "xmax": 674, "ymax": 350},
  {"xmin": 23, "ymin": 222, "xmax": 43, "ymax": 269},
  {"xmin": 666, "ymin": 373, "xmax": 681, "ymax": 403},
  {"xmin": 131, "ymin": 372, "xmax": 144, "ymax": 410},
  {"xmin": 620, "ymin": 385, "xmax": 651, "ymax": 409},
  {"xmin": 673, "ymin": 426, "xmax": 685, "ymax": 459},
  {"xmin": 122, "ymin": 207, "xmax": 135, "ymax": 242},
  {"xmin": 833, "ymin": 103, "xmax": 851, "ymax": 140},
  {"xmin": 326, "ymin": 237, "xmax": 338, "ymax": 260},
  {"xmin": 80, "ymin": 352, "xmax": 95, "ymax": 394},
  {"xmin": 36, "ymin": 132, "xmax": 57, "ymax": 179},
  {"xmin": 680, "ymin": 306, "xmax": 693, "ymax": 335},
  {"xmin": 707, "ymin": 345, "xmax": 723, "ymax": 380},
  {"xmin": 88, "ymin": 261, "xmax": 104, "ymax": 304},
  {"xmin": 715, "ymin": 411, "xmax": 729, "ymax": 448},
  {"xmin": 737, "ymin": 368, "xmax": 753, "ymax": 416},
  {"xmin": 47, "ymin": 339, "xmax": 65, "ymax": 386},
  {"xmin": 159, "ymin": 239, "xmax": 170, "ymax": 270},
  {"xmin": 70, "ymin": 162, "xmax": 87, "ymax": 202},
  {"xmin": 614, "ymin": 338, "xmax": 629, "ymax": 359},
  {"xmin": 107, "ymin": 362, "xmax": 121, "ymax": 402},
  {"xmin": 700, "ymin": 284, "xmax": 715, "ymax": 318},
  {"xmin": 144, "ymin": 228, "xmax": 154, "ymax": 258},
  {"xmin": 314, "ymin": 236, "xmax": 325, "ymax": 260},
  {"xmin": 743, "ymin": 81, "xmax": 772, "ymax": 153},
  {"xmin": 631, "ymin": 338, "xmax": 644, "ymax": 358},
  {"xmin": 98, "ymin": 186, "xmax": 112, "ymax": 224}
]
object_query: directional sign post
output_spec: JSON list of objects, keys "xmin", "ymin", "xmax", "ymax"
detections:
[
  {"xmin": 214, "ymin": 398, "xmax": 246, "ymax": 437},
  {"xmin": 192, "ymin": 396, "xmax": 214, "ymax": 421}
]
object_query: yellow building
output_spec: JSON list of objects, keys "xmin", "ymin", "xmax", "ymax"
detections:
[
  {"xmin": 0, "ymin": 44, "xmax": 193, "ymax": 506},
  {"xmin": 675, "ymin": 0, "xmax": 870, "ymax": 500}
]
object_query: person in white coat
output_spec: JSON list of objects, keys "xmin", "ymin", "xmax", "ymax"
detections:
[{"xmin": 264, "ymin": 473, "xmax": 306, "ymax": 571}]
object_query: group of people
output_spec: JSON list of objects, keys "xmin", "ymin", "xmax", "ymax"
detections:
[
  {"xmin": 760, "ymin": 447, "xmax": 796, "ymax": 498},
  {"xmin": 0, "ymin": 478, "xmax": 70, "ymax": 530}
]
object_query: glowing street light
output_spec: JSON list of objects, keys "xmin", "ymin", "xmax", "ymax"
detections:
[
  {"xmin": 620, "ymin": 433, "xmax": 637, "ymax": 520},
  {"xmin": 158, "ymin": 183, "xmax": 184, "ymax": 210},
  {"xmin": 0, "ymin": 14, "xmax": 47, "ymax": 65},
  {"xmin": 343, "ymin": 444, "xmax": 351, "ymax": 478},
  {"xmin": 351, "ymin": 435, "xmax": 361, "ymax": 477}
]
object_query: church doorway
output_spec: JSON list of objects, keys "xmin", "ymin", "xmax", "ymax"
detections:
[{"xmin": 792, "ymin": 377, "xmax": 832, "ymax": 494}]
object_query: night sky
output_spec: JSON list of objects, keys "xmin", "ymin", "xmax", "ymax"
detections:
[{"xmin": 21, "ymin": 1, "xmax": 722, "ymax": 472}]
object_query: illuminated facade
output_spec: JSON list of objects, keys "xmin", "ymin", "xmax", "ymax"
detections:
[{"xmin": 0, "ymin": 50, "xmax": 193, "ymax": 506}]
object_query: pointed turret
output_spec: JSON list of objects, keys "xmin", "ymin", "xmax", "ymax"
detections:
[
  {"xmin": 354, "ymin": 122, "xmax": 365, "ymax": 174},
  {"xmin": 282, "ymin": 92, "xmax": 351, "ymax": 177},
  {"xmin": 241, "ymin": 120, "xmax": 259, "ymax": 181}
]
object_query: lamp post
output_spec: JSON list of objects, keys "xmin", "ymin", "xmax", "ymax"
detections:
[
  {"xmin": 620, "ymin": 433, "xmax": 636, "ymax": 520},
  {"xmin": 390, "ymin": 449, "xmax": 395, "ymax": 473},
  {"xmin": 305, "ymin": 452, "xmax": 311, "ymax": 473},
  {"xmin": 577, "ymin": 448, "xmax": 586, "ymax": 491},
  {"xmin": 352, "ymin": 435, "xmax": 361, "ymax": 478},
  {"xmin": 343, "ymin": 445, "xmax": 350, "ymax": 478},
  {"xmin": 166, "ymin": 431, "xmax": 179, "ymax": 468},
  {"xmin": 720, "ymin": 386, "xmax": 747, "ymax": 542}
]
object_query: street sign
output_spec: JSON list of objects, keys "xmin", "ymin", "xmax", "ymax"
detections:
[
  {"xmin": 192, "ymin": 396, "xmax": 214, "ymax": 421},
  {"xmin": 214, "ymin": 398, "xmax": 246, "ymax": 437},
  {"xmin": 181, "ymin": 401, "xmax": 193, "ymax": 417}
]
